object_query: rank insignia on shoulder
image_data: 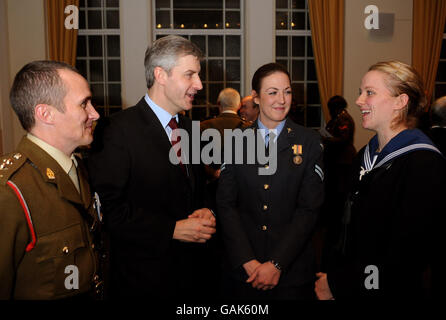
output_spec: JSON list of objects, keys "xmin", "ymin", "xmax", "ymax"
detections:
[{"xmin": 46, "ymin": 168, "xmax": 55, "ymax": 180}]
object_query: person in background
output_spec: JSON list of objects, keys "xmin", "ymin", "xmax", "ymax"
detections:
[
  {"xmin": 315, "ymin": 61, "xmax": 445, "ymax": 300},
  {"xmin": 0, "ymin": 60, "xmax": 102, "ymax": 300},
  {"xmin": 239, "ymin": 95, "xmax": 260, "ymax": 123},
  {"xmin": 427, "ymin": 96, "xmax": 446, "ymax": 155},
  {"xmin": 317, "ymin": 95, "xmax": 356, "ymax": 271},
  {"xmin": 87, "ymin": 35, "xmax": 216, "ymax": 299},
  {"xmin": 218, "ymin": 63, "xmax": 324, "ymax": 300}
]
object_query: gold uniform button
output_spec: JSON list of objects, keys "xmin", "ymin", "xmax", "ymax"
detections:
[
  {"xmin": 265, "ymin": 165, "xmax": 269, "ymax": 169},
  {"xmin": 91, "ymin": 243, "xmax": 95, "ymax": 249},
  {"xmin": 262, "ymin": 225, "xmax": 267, "ymax": 231},
  {"xmin": 264, "ymin": 184, "xmax": 270, "ymax": 190},
  {"xmin": 263, "ymin": 205, "xmax": 268, "ymax": 211},
  {"xmin": 62, "ymin": 246, "xmax": 69, "ymax": 254}
]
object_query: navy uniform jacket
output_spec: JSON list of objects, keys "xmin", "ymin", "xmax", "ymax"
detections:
[{"xmin": 216, "ymin": 118, "xmax": 324, "ymax": 287}]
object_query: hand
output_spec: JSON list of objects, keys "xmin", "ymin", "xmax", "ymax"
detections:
[
  {"xmin": 247, "ymin": 261, "xmax": 281, "ymax": 290},
  {"xmin": 173, "ymin": 217, "xmax": 216, "ymax": 243},
  {"xmin": 315, "ymin": 272, "xmax": 335, "ymax": 300},
  {"xmin": 188, "ymin": 208, "xmax": 216, "ymax": 223},
  {"xmin": 243, "ymin": 259, "xmax": 262, "ymax": 278}
]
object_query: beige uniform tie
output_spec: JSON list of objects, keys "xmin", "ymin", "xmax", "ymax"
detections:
[{"xmin": 68, "ymin": 160, "xmax": 80, "ymax": 193}]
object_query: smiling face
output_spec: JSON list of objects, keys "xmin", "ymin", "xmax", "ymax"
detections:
[
  {"xmin": 53, "ymin": 69, "xmax": 99, "ymax": 153},
  {"xmin": 253, "ymin": 71, "xmax": 291, "ymax": 129},
  {"xmin": 356, "ymin": 70, "xmax": 406, "ymax": 133},
  {"xmin": 160, "ymin": 54, "xmax": 203, "ymax": 115}
]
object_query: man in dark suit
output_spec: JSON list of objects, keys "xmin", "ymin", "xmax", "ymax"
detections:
[{"xmin": 87, "ymin": 35, "xmax": 216, "ymax": 299}]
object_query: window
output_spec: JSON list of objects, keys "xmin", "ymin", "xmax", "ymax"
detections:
[
  {"xmin": 434, "ymin": 23, "xmax": 446, "ymax": 100},
  {"xmin": 154, "ymin": 0, "xmax": 244, "ymax": 120},
  {"xmin": 275, "ymin": 0, "xmax": 322, "ymax": 128},
  {"xmin": 76, "ymin": 0, "xmax": 122, "ymax": 118}
]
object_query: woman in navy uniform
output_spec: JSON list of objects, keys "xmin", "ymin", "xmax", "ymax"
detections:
[
  {"xmin": 315, "ymin": 61, "xmax": 446, "ymax": 299},
  {"xmin": 217, "ymin": 63, "xmax": 324, "ymax": 299}
]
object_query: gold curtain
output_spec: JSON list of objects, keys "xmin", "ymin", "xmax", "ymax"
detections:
[
  {"xmin": 46, "ymin": 0, "xmax": 79, "ymax": 66},
  {"xmin": 308, "ymin": 0, "xmax": 344, "ymax": 123},
  {"xmin": 412, "ymin": 0, "xmax": 446, "ymax": 108}
]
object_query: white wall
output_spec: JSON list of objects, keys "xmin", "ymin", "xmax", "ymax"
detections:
[
  {"xmin": 120, "ymin": 0, "xmax": 152, "ymax": 108},
  {"xmin": 3, "ymin": 0, "xmax": 47, "ymax": 152},
  {"xmin": 344, "ymin": 0, "xmax": 413, "ymax": 150},
  {"xmin": 244, "ymin": 0, "xmax": 275, "ymax": 95}
]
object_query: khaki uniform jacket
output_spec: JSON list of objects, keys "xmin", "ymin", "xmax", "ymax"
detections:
[{"xmin": 0, "ymin": 137, "xmax": 100, "ymax": 300}]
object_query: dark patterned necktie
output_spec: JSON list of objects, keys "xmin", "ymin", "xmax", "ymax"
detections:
[{"xmin": 168, "ymin": 117, "xmax": 186, "ymax": 174}]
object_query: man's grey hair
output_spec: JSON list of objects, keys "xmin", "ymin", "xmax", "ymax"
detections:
[
  {"xmin": 9, "ymin": 60, "xmax": 80, "ymax": 131},
  {"xmin": 217, "ymin": 88, "xmax": 241, "ymax": 110},
  {"xmin": 431, "ymin": 96, "xmax": 446, "ymax": 127},
  {"xmin": 144, "ymin": 35, "xmax": 203, "ymax": 89}
]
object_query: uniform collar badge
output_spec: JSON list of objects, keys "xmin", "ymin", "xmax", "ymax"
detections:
[{"xmin": 46, "ymin": 168, "xmax": 55, "ymax": 179}]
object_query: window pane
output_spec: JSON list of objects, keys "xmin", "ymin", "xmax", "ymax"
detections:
[
  {"xmin": 209, "ymin": 36, "xmax": 223, "ymax": 57},
  {"xmin": 76, "ymin": 59, "xmax": 87, "ymax": 79},
  {"xmin": 209, "ymin": 60, "xmax": 224, "ymax": 81},
  {"xmin": 87, "ymin": 0, "xmax": 101, "ymax": 8},
  {"xmin": 307, "ymin": 36, "xmax": 314, "ymax": 57},
  {"xmin": 199, "ymin": 60, "xmax": 207, "ymax": 81},
  {"xmin": 292, "ymin": 12, "xmax": 305, "ymax": 30},
  {"xmin": 209, "ymin": 83, "xmax": 224, "ymax": 103},
  {"xmin": 292, "ymin": 0, "xmax": 306, "ymax": 9},
  {"xmin": 292, "ymin": 36, "xmax": 305, "ymax": 57},
  {"xmin": 226, "ymin": 82, "xmax": 240, "ymax": 93},
  {"xmin": 107, "ymin": 35, "xmax": 120, "ymax": 57},
  {"xmin": 226, "ymin": 0, "xmax": 240, "ymax": 9},
  {"xmin": 307, "ymin": 83, "xmax": 320, "ymax": 104},
  {"xmin": 195, "ymin": 88, "xmax": 207, "ymax": 105},
  {"xmin": 191, "ymin": 35, "xmax": 206, "ymax": 55},
  {"xmin": 174, "ymin": 10, "xmax": 222, "ymax": 29},
  {"xmin": 156, "ymin": 0, "xmax": 170, "ymax": 9},
  {"xmin": 226, "ymin": 60, "xmax": 240, "ymax": 81},
  {"xmin": 90, "ymin": 60, "xmax": 104, "ymax": 81},
  {"xmin": 209, "ymin": 107, "xmax": 220, "ymax": 117},
  {"xmin": 106, "ymin": 0, "xmax": 119, "ymax": 8},
  {"xmin": 174, "ymin": 0, "xmax": 223, "ymax": 9},
  {"xmin": 276, "ymin": 0, "xmax": 288, "ymax": 9},
  {"xmin": 440, "ymin": 39, "xmax": 446, "ymax": 59},
  {"xmin": 87, "ymin": 10, "xmax": 102, "ymax": 29},
  {"xmin": 106, "ymin": 10, "xmax": 119, "ymax": 29},
  {"xmin": 226, "ymin": 36, "xmax": 240, "ymax": 57},
  {"xmin": 108, "ymin": 84, "xmax": 122, "ymax": 106},
  {"xmin": 276, "ymin": 11, "xmax": 288, "ymax": 29},
  {"xmin": 79, "ymin": 9, "xmax": 86, "ymax": 29},
  {"xmin": 436, "ymin": 61, "xmax": 446, "ymax": 81},
  {"xmin": 276, "ymin": 36, "xmax": 288, "ymax": 57},
  {"xmin": 80, "ymin": 0, "xmax": 85, "ymax": 7},
  {"xmin": 292, "ymin": 83, "xmax": 304, "ymax": 105},
  {"xmin": 307, "ymin": 59, "xmax": 317, "ymax": 81},
  {"xmin": 225, "ymin": 11, "xmax": 240, "ymax": 29},
  {"xmin": 307, "ymin": 106, "xmax": 321, "ymax": 127},
  {"xmin": 292, "ymin": 60, "xmax": 304, "ymax": 81},
  {"xmin": 192, "ymin": 107, "xmax": 207, "ymax": 121},
  {"xmin": 277, "ymin": 59, "xmax": 288, "ymax": 69},
  {"xmin": 91, "ymin": 84, "xmax": 105, "ymax": 106},
  {"xmin": 89, "ymin": 35, "xmax": 103, "ymax": 57},
  {"xmin": 156, "ymin": 10, "xmax": 170, "ymax": 29},
  {"xmin": 108, "ymin": 60, "xmax": 121, "ymax": 81},
  {"xmin": 77, "ymin": 35, "xmax": 87, "ymax": 57}
]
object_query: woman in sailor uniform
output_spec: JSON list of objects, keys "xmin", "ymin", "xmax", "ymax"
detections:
[{"xmin": 315, "ymin": 61, "xmax": 446, "ymax": 300}]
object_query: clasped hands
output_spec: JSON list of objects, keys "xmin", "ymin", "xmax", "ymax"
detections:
[
  {"xmin": 173, "ymin": 208, "xmax": 216, "ymax": 243},
  {"xmin": 243, "ymin": 259, "xmax": 281, "ymax": 291}
]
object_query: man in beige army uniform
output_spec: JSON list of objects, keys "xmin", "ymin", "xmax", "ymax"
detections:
[{"xmin": 0, "ymin": 61, "xmax": 102, "ymax": 299}]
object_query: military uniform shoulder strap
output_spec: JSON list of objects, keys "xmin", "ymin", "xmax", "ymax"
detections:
[{"xmin": 0, "ymin": 152, "xmax": 27, "ymax": 186}]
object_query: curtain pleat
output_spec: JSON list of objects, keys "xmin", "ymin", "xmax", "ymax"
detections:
[
  {"xmin": 308, "ymin": 0, "xmax": 344, "ymax": 123},
  {"xmin": 412, "ymin": 0, "xmax": 446, "ymax": 108},
  {"xmin": 46, "ymin": 0, "xmax": 79, "ymax": 66}
]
